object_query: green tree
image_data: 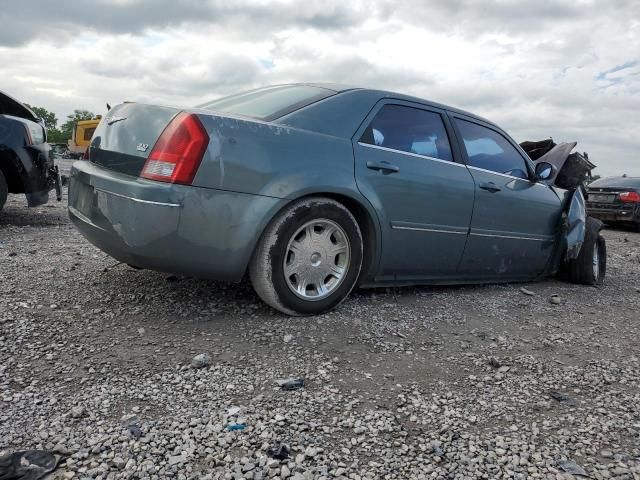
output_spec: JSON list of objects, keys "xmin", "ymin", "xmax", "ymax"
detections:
[
  {"xmin": 61, "ymin": 109, "xmax": 95, "ymax": 140},
  {"xmin": 24, "ymin": 104, "xmax": 58, "ymax": 130}
]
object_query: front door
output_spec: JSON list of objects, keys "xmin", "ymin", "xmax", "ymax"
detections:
[
  {"xmin": 353, "ymin": 102, "xmax": 476, "ymax": 281},
  {"xmin": 451, "ymin": 115, "xmax": 563, "ymax": 278}
]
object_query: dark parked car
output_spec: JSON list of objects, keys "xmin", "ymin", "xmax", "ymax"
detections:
[
  {"xmin": 0, "ymin": 91, "xmax": 61, "ymax": 212},
  {"xmin": 587, "ymin": 176, "xmax": 640, "ymax": 231},
  {"xmin": 68, "ymin": 84, "xmax": 605, "ymax": 315}
]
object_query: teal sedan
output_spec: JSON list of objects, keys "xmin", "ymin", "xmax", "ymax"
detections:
[{"xmin": 68, "ymin": 84, "xmax": 605, "ymax": 315}]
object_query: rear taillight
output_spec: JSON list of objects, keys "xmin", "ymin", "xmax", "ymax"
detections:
[
  {"xmin": 619, "ymin": 191, "xmax": 640, "ymax": 203},
  {"xmin": 141, "ymin": 112, "xmax": 209, "ymax": 185}
]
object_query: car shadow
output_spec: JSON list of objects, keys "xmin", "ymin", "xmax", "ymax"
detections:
[{"xmin": 0, "ymin": 198, "xmax": 68, "ymax": 227}]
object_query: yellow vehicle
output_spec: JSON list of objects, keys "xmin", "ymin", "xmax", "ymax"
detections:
[{"xmin": 67, "ymin": 116, "xmax": 101, "ymax": 158}]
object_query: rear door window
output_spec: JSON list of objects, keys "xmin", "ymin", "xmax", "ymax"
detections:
[
  {"xmin": 455, "ymin": 119, "xmax": 529, "ymax": 179},
  {"xmin": 360, "ymin": 105, "xmax": 453, "ymax": 162}
]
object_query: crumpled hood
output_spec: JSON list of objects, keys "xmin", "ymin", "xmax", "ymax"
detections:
[{"xmin": 0, "ymin": 90, "xmax": 39, "ymax": 121}]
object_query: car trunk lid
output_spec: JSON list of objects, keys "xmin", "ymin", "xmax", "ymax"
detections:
[
  {"xmin": 587, "ymin": 186, "xmax": 638, "ymax": 204},
  {"xmin": 88, "ymin": 102, "xmax": 180, "ymax": 177}
]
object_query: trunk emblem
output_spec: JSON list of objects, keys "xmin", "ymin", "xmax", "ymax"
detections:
[
  {"xmin": 107, "ymin": 116, "xmax": 127, "ymax": 125},
  {"xmin": 137, "ymin": 143, "xmax": 149, "ymax": 152}
]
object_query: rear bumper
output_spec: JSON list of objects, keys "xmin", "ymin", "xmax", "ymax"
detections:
[
  {"xmin": 68, "ymin": 161, "xmax": 286, "ymax": 281},
  {"xmin": 587, "ymin": 204, "xmax": 640, "ymax": 224}
]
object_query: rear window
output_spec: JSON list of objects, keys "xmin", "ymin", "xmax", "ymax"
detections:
[
  {"xmin": 198, "ymin": 85, "xmax": 336, "ymax": 121},
  {"xmin": 589, "ymin": 177, "xmax": 640, "ymax": 189}
]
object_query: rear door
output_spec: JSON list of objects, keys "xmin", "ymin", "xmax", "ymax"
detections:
[
  {"xmin": 353, "ymin": 101, "xmax": 476, "ymax": 281},
  {"xmin": 450, "ymin": 114, "xmax": 562, "ymax": 278}
]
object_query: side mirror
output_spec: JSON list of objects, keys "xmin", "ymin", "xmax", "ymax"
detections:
[{"xmin": 535, "ymin": 162, "xmax": 554, "ymax": 181}]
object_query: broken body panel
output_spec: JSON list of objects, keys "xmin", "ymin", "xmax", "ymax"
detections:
[{"xmin": 520, "ymin": 139, "xmax": 598, "ymax": 263}]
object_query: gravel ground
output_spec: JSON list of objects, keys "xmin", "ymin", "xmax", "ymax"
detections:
[{"xmin": 1, "ymin": 191, "xmax": 639, "ymax": 480}]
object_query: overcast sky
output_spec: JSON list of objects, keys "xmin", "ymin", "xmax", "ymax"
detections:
[{"xmin": 1, "ymin": 0, "xmax": 638, "ymax": 176}]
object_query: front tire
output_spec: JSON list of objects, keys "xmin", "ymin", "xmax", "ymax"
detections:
[
  {"xmin": 567, "ymin": 216, "xmax": 606, "ymax": 285},
  {"xmin": 250, "ymin": 197, "xmax": 363, "ymax": 315},
  {"xmin": 0, "ymin": 170, "xmax": 8, "ymax": 212}
]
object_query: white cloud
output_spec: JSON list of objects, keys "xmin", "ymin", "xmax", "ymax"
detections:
[{"xmin": 1, "ymin": 0, "xmax": 638, "ymax": 176}]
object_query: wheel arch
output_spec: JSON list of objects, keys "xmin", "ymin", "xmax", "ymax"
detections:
[
  {"xmin": 247, "ymin": 189, "xmax": 382, "ymax": 284},
  {"xmin": 0, "ymin": 147, "xmax": 27, "ymax": 194}
]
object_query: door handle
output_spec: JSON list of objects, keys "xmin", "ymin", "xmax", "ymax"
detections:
[
  {"xmin": 479, "ymin": 182, "xmax": 501, "ymax": 193},
  {"xmin": 366, "ymin": 161, "xmax": 399, "ymax": 174}
]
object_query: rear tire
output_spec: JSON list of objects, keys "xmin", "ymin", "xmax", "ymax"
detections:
[
  {"xmin": 250, "ymin": 197, "xmax": 363, "ymax": 316},
  {"xmin": 567, "ymin": 216, "xmax": 606, "ymax": 285},
  {"xmin": 0, "ymin": 170, "xmax": 8, "ymax": 212}
]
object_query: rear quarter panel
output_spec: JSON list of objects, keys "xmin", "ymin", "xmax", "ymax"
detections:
[
  {"xmin": 192, "ymin": 115, "xmax": 359, "ymax": 200},
  {"xmin": 190, "ymin": 107, "xmax": 384, "ymax": 282}
]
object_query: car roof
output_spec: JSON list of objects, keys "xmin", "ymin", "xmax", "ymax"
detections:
[{"xmin": 298, "ymin": 82, "xmax": 496, "ymax": 126}]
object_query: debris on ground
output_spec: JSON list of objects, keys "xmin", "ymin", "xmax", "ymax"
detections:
[
  {"xmin": 558, "ymin": 459, "xmax": 590, "ymax": 477},
  {"xmin": 519, "ymin": 287, "xmax": 535, "ymax": 296},
  {"xmin": 127, "ymin": 424, "xmax": 142, "ymax": 440},
  {"xmin": 226, "ymin": 423, "xmax": 246, "ymax": 431},
  {"xmin": 226, "ymin": 406, "xmax": 241, "ymax": 416},
  {"xmin": 190, "ymin": 353, "xmax": 212, "ymax": 369},
  {"xmin": 549, "ymin": 390, "xmax": 578, "ymax": 406},
  {"xmin": 266, "ymin": 443, "xmax": 290, "ymax": 460},
  {"xmin": 550, "ymin": 294, "xmax": 562, "ymax": 304},
  {"xmin": 0, "ymin": 450, "xmax": 60, "ymax": 480},
  {"xmin": 488, "ymin": 357, "xmax": 502, "ymax": 369},
  {"xmin": 277, "ymin": 378, "xmax": 305, "ymax": 390}
]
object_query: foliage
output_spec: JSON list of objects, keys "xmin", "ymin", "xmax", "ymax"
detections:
[{"xmin": 25, "ymin": 104, "xmax": 57, "ymax": 130}]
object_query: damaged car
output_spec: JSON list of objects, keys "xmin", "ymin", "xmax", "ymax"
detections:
[
  {"xmin": 0, "ymin": 90, "xmax": 61, "ymax": 212},
  {"xmin": 68, "ymin": 84, "xmax": 605, "ymax": 315}
]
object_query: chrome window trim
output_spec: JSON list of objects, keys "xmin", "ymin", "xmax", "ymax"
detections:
[
  {"xmin": 358, "ymin": 143, "xmax": 548, "ymax": 188},
  {"xmin": 95, "ymin": 187, "xmax": 182, "ymax": 208},
  {"xmin": 465, "ymin": 165, "xmax": 550, "ymax": 188},
  {"xmin": 466, "ymin": 165, "xmax": 528, "ymax": 181},
  {"xmin": 357, "ymin": 142, "xmax": 467, "ymax": 168}
]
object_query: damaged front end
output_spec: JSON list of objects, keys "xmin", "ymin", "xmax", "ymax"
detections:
[
  {"xmin": 520, "ymin": 139, "xmax": 596, "ymax": 262},
  {"xmin": 520, "ymin": 139, "xmax": 596, "ymax": 190}
]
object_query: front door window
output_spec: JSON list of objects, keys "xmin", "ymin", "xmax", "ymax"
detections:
[{"xmin": 455, "ymin": 119, "xmax": 529, "ymax": 179}]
